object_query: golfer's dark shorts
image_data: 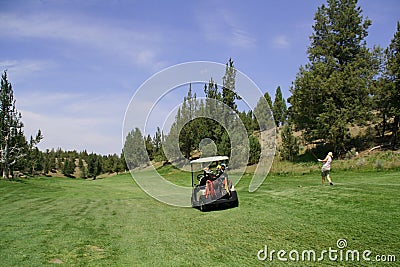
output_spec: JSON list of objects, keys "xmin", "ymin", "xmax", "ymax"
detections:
[{"xmin": 321, "ymin": 168, "xmax": 330, "ymax": 177}]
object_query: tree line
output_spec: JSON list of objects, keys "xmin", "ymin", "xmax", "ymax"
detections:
[
  {"xmin": 123, "ymin": 59, "xmax": 281, "ymax": 169},
  {"xmin": 124, "ymin": 0, "xmax": 400, "ymax": 165},
  {"xmin": 26, "ymin": 148, "xmax": 125, "ymax": 179},
  {"xmin": 2, "ymin": 0, "xmax": 399, "ymax": 179}
]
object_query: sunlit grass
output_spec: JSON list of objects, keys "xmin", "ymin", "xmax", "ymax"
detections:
[{"xmin": 0, "ymin": 167, "xmax": 399, "ymax": 266}]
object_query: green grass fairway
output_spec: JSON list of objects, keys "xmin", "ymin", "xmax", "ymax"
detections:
[{"xmin": 1, "ymin": 170, "xmax": 399, "ymax": 266}]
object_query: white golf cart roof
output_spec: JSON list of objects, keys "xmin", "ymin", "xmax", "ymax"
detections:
[{"xmin": 190, "ymin": 156, "xmax": 229, "ymax": 164}]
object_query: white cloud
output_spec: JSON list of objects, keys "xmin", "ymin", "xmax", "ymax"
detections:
[{"xmin": 272, "ymin": 35, "xmax": 291, "ymax": 49}]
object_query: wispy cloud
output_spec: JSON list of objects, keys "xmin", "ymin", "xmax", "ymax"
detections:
[
  {"xmin": 0, "ymin": 60, "xmax": 54, "ymax": 80},
  {"xmin": 198, "ymin": 8, "xmax": 256, "ymax": 49},
  {"xmin": 231, "ymin": 28, "xmax": 256, "ymax": 48},
  {"xmin": 272, "ymin": 35, "xmax": 291, "ymax": 49},
  {"xmin": 0, "ymin": 12, "xmax": 165, "ymax": 70}
]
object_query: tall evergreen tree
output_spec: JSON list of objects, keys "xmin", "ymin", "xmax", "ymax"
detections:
[
  {"xmin": 288, "ymin": 0, "xmax": 375, "ymax": 154},
  {"xmin": 238, "ymin": 110, "xmax": 254, "ymax": 134},
  {"xmin": 153, "ymin": 127, "xmax": 166, "ymax": 162},
  {"xmin": 280, "ymin": 124, "xmax": 299, "ymax": 162},
  {"xmin": 42, "ymin": 149, "xmax": 51, "ymax": 175},
  {"xmin": 253, "ymin": 94, "xmax": 274, "ymax": 132},
  {"xmin": 272, "ymin": 86, "xmax": 287, "ymax": 127},
  {"xmin": 384, "ymin": 21, "xmax": 400, "ymax": 149},
  {"xmin": 47, "ymin": 148, "xmax": 57, "ymax": 173},
  {"xmin": 248, "ymin": 134, "xmax": 261, "ymax": 165},
  {"xmin": 178, "ymin": 85, "xmax": 199, "ymax": 159},
  {"xmin": 222, "ymin": 58, "xmax": 241, "ymax": 112},
  {"xmin": 263, "ymin": 91, "xmax": 273, "ymax": 112},
  {"xmin": 78, "ymin": 157, "xmax": 87, "ymax": 178},
  {"xmin": 0, "ymin": 71, "xmax": 40, "ymax": 179},
  {"xmin": 25, "ymin": 130, "xmax": 43, "ymax": 175},
  {"xmin": 120, "ymin": 150, "xmax": 128, "ymax": 171},
  {"xmin": 87, "ymin": 153, "xmax": 100, "ymax": 179},
  {"xmin": 144, "ymin": 134, "xmax": 155, "ymax": 160},
  {"xmin": 123, "ymin": 128, "xmax": 148, "ymax": 169},
  {"xmin": 62, "ymin": 157, "xmax": 75, "ymax": 177},
  {"xmin": 204, "ymin": 78, "xmax": 220, "ymax": 100},
  {"xmin": 153, "ymin": 127, "xmax": 162, "ymax": 154},
  {"xmin": 371, "ymin": 46, "xmax": 389, "ymax": 138},
  {"xmin": 94, "ymin": 157, "xmax": 102, "ymax": 180}
]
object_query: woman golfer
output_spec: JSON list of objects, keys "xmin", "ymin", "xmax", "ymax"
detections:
[{"xmin": 318, "ymin": 152, "xmax": 333, "ymax": 186}]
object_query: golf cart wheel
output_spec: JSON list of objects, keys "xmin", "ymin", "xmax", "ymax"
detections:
[
  {"xmin": 191, "ymin": 196, "xmax": 194, "ymax": 207},
  {"xmin": 199, "ymin": 198, "xmax": 207, "ymax": 212},
  {"xmin": 231, "ymin": 191, "xmax": 239, "ymax": 207},
  {"xmin": 232, "ymin": 199, "xmax": 239, "ymax": 208}
]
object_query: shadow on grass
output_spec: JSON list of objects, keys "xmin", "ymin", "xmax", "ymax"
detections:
[
  {"xmin": 194, "ymin": 204, "xmax": 239, "ymax": 213},
  {"xmin": 5, "ymin": 178, "xmax": 28, "ymax": 184}
]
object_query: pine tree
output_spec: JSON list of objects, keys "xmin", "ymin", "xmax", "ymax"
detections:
[
  {"xmin": 371, "ymin": 46, "xmax": 389, "ymax": 139},
  {"xmin": 248, "ymin": 134, "xmax": 261, "ymax": 165},
  {"xmin": 153, "ymin": 127, "xmax": 162, "ymax": 154},
  {"xmin": 0, "ymin": 71, "xmax": 35, "ymax": 179},
  {"xmin": 263, "ymin": 91, "xmax": 273, "ymax": 111},
  {"xmin": 222, "ymin": 58, "xmax": 241, "ymax": 112},
  {"xmin": 217, "ymin": 131, "xmax": 230, "ymax": 157},
  {"xmin": 144, "ymin": 134, "xmax": 155, "ymax": 160},
  {"xmin": 123, "ymin": 128, "xmax": 148, "ymax": 169},
  {"xmin": 25, "ymin": 130, "xmax": 43, "ymax": 175},
  {"xmin": 114, "ymin": 156, "xmax": 124, "ymax": 174},
  {"xmin": 153, "ymin": 127, "xmax": 166, "ymax": 162},
  {"xmin": 120, "ymin": 150, "xmax": 128, "ymax": 172},
  {"xmin": 93, "ymin": 157, "xmax": 102, "ymax": 180},
  {"xmin": 288, "ymin": 0, "xmax": 375, "ymax": 154},
  {"xmin": 254, "ymin": 94, "xmax": 274, "ymax": 132},
  {"xmin": 62, "ymin": 157, "xmax": 75, "ymax": 177},
  {"xmin": 238, "ymin": 110, "xmax": 254, "ymax": 134},
  {"xmin": 178, "ymin": 85, "xmax": 198, "ymax": 159},
  {"xmin": 78, "ymin": 157, "xmax": 87, "ymax": 178},
  {"xmin": 272, "ymin": 86, "xmax": 287, "ymax": 127},
  {"xmin": 384, "ymin": 21, "xmax": 400, "ymax": 148},
  {"xmin": 280, "ymin": 124, "xmax": 299, "ymax": 162},
  {"xmin": 203, "ymin": 78, "xmax": 222, "ymax": 131},
  {"xmin": 87, "ymin": 153, "xmax": 95, "ymax": 178},
  {"xmin": 42, "ymin": 149, "xmax": 50, "ymax": 175}
]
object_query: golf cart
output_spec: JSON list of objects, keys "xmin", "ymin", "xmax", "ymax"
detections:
[{"xmin": 190, "ymin": 156, "xmax": 239, "ymax": 211}]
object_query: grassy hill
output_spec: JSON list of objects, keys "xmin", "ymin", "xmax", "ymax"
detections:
[{"xmin": 0, "ymin": 165, "xmax": 399, "ymax": 266}]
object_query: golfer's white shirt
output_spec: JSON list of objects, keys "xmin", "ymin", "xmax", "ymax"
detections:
[{"xmin": 323, "ymin": 156, "xmax": 332, "ymax": 169}]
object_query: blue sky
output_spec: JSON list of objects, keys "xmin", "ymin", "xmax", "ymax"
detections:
[{"xmin": 0, "ymin": 0, "xmax": 399, "ymax": 155}]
